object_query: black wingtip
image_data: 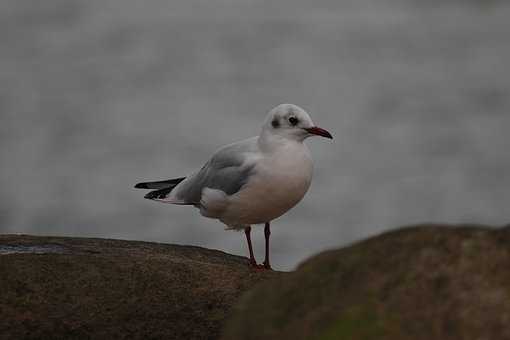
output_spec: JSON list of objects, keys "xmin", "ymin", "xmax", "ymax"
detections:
[
  {"xmin": 144, "ymin": 187, "xmax": 174, "ymax": 200},
  {"xmin": 144, "ymin": 192, "xmax": 156, "ymax": 199},
  {"xmin": 135, "ymin": 177, "xmax": 186, "ymax": 190}
]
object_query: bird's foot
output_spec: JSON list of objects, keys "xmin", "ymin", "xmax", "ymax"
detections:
[
  {"xmin": 248, "ymin": 259, "xmax": 268, "ymax": 270},
  {"xmin": 262, "ymin": 261, "xmax": 272, "ymax": 271},
  {"xmin": 248, "ymin": 259, "xmax": 261, "ymax": 268}
]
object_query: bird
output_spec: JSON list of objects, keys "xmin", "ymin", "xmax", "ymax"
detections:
[{"xmin": 134, "ymin": 104, "xmax": 332, "ymax": 270}]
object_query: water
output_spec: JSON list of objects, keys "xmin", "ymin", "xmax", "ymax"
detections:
[{"xmin": 1, "ymin": 0, "xmax": 509, "ymax": 269}]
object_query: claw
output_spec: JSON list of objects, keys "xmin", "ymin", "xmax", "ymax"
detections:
[{"xmin": 248, "ymin": 260, "xmax": 268, "ymax": 270}]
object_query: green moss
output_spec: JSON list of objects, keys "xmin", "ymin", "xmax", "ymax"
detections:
[{"xmin": 315, "ymin": 304, "xmax": 389, "ymax": 340}]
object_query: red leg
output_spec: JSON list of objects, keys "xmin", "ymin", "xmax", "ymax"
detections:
[
  {"xmin": 244, "ymin": 226, "xmax": 258, "ymax": 267},
  {"xmin": 263, "ymin": 222, "xmax": 272, "ymax": 270}
]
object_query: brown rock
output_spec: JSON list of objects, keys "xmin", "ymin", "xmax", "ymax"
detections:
[
  {"xmin": 0, "ymin": 235, "xmax": 278, "ymax": 340},
  {"xmin": 222, "ymin": 224, "xmax": 510, "ymax": 340}
]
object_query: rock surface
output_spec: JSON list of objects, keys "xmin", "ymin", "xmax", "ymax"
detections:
[
  {"xmin": 4, "ymin": 225, "xmax": 510, "ymax": 340},
  {"xmin": 222, "ymin": 224, "xmax": 510, "ymax": 340},
  {"xmin": 0, "ymin": 235, "xmax": 278, "ymax": 340}
]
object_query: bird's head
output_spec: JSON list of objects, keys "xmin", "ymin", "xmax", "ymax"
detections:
[{"xmin": 262, "ymin": 104, "xmax": 333, "ymax": 142}]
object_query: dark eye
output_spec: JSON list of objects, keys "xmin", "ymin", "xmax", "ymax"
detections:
[{"xmin": 288, "ymin": 116, "xmax": 299, "ymax": 126}]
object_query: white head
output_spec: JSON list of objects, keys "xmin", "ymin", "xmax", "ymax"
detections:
[{"xmin": 261, "ymin": 104, "xmax": 333, "ymax": 142}]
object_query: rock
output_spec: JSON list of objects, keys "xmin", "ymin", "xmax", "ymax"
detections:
[
  {"xmin": 0, "ymin": 235, "xmax": 278, "ymax": 340},
  {"xmin": 222, "ymin": 224, "xmax": 510, "ymax": 340}
]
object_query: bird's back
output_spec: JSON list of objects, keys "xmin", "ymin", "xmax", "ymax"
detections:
[{"xmin": 168, "ymin": 136, "xmax": 260, "ymax": 205}]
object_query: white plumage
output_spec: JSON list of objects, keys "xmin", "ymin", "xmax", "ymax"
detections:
[{"xmin": 135, "ymin": 103, "xmax": 332, "ymax": 269}]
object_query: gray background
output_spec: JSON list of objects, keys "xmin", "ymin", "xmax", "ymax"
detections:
[{"xmin": 1, "ymin": 0, "xmax": 509, "ymax": 270}]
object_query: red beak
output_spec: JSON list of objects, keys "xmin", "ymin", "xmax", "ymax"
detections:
[{"xmin": 304, "ymin": 126, "xmax": 333, "ymax": 139}]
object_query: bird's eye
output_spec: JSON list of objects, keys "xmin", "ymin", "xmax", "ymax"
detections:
[{"xmin": 288, "ymin": 116, "xmax": 299, "ymax": 126}]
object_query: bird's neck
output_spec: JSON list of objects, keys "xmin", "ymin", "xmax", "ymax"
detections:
[{"xmin": 258, "ymin": 129, "xmax": 303, "ymax": 154}]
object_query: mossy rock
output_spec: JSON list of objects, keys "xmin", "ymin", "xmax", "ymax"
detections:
[
  {"xmin": 0, "ymin": 235, "xmax": 278, "ymax": 339},
  {"xmin": 222, "ymin": 224, "xmax": 510, "ymax": 340}
]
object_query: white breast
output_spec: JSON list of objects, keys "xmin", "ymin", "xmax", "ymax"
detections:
[{"xmin": 220, "ymin": 142, "xmax": 313, "ymax": 227}]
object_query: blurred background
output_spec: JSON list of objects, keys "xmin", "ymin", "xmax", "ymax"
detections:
[{"xmin": 1, "ymin": 0, "xmax": 509, "ymax": 270}]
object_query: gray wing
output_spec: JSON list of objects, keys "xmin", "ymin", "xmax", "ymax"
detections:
[{"xmin": 174, "ymin": 137, "xmax": 258, "ymax": 204}]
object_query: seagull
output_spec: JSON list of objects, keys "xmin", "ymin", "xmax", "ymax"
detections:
[{"xmin": 134, "ymin": 104, "xmax": 332, "ymax": 269}]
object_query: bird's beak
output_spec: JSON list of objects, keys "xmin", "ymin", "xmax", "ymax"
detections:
[{"xmin": 304, "ymin": 126, "xmax": 333, "ymax": 139}]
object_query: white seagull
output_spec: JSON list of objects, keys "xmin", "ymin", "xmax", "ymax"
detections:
[{"xmin": 135, "ymin": 104, "xmax": 332, "ymax": 269}]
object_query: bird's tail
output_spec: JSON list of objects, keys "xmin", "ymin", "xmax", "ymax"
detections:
[{"xmin": 134, "ymin": 177, "xmax": 186, "ymax": 200}]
